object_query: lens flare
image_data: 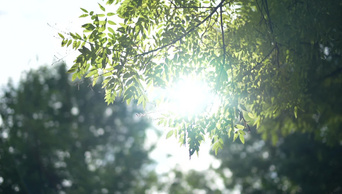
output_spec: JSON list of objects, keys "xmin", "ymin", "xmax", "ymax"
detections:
[{"xmin": 148, "ymin": 75, "xmax": 219, "ymax": 119}]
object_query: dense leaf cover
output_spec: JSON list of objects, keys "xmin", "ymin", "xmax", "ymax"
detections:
[{"xmin": 60, "ymin": 0, "xmax": 342, "ymax": 156}]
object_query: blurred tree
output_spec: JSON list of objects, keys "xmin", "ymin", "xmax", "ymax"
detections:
[
  {"xmin": 0, "ymin": 64, "xmax": 157, "ymax": 194},
  {"xmin": 215, "ymin": 132, "xmax": 342, "ymax": 194}
]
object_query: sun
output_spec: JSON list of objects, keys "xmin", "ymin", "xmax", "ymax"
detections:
[
  {"xmin": 168, "ymin": 78, "xmax": 212, "ymax": 116},
  {"xmin": 148, "ymin": 75, "xmax": 219, "ymax": 119}
]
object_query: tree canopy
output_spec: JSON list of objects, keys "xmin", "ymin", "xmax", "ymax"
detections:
[
  {"xmin": 0, "ymin": 64, "xmax": 156, "ymax": 193},
  {"xmin": 59, "ymin": 0, "xmax": 342, "ymax": 156},
  {"xmin": 2, "ymin": 64, "xmax": 341, "ymax": 193},
  {"xmin": 215, "ymin": 132, "xmax": 342, "ymax": 194}
]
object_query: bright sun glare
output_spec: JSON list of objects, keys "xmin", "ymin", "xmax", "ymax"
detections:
[{"xmin": 149, "ymin": 75, "xmax": 219, "ymax": 118}]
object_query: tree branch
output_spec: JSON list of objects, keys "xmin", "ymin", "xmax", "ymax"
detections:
[
  {"xmin": 255, "ymin": 0, "xmax": 267, "ymax": 26},
  {"xmin": 173, "ymin": 6, "xmax": 215, "ymax": 9},
  {"xmin": 169, "ymin": 0, "xmax": 214, "ymax": 9},
  {"xmin": 220, "ymin": 4, "xmax": 226, "ymax": 67},
  {"xmin": 216, "ymin": 2, "xmax": 228, "ymax": 88},
  {"xmin": 136, "ymin": 0, "xmax": 226, "ymax": 57},
  {"xmin": 243, "ymin": 45, "xmax": 277, "ymax": 76},
  {"xmin": 263, "ymin": 0, "xmax": 273, "ymax": 34}
]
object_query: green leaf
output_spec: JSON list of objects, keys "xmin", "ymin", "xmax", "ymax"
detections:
[
  {"xmin": 76, "ymin": 41, "xmax": 81, "ymax": 49},
  {"xmin": 107, "ymin": 12, "xmax": 115, "ymax": 16},
  {"xmin": 58, "ymin": 33, "xmax": 64, "ymax": 39},
  {"xmin": 294, "ymin": 106, "xmax": 298, "ymax": 119},
  {"xmin": 108, "ymin": 20, "xmax": 116, "ymax": 25},
  {"xmin": 67, "ymin": 64, "xmax": 78, "ymax": 73},
  {"xmin": 212, "ymin": 140, "xmax": 223, "ymax": 155},
  {"xmin": 233, "ymin": 133, "xmax": 238, "ymax": 142},
  {"xmin": 79, "ymin": 14, "xmax": 88, "ymax": 18},
  {"xmin": 71, "ymin": 72, "xmax": 79, "ymax": 81},
  {"xmin": 75, "ymin": 33, "xmax": 81, "ymax": 39},
  {"xmin": 228, "ymin": 126, "xmax": 232, "ymax": 138},
  {"xmin": 117, "ymin": 27, "xmax": 125, "ymax": 33},
  {"xmin": 137, "ymin": 96, "xmax": 144, "ymax": 106},
  {"xmin": 82, "ymin": 23, "xmax": 95, "ymax": 31},
  {"xmin": 98, "ymin": 3, "xmax": 105, "ymax": 11},
  {"xmin": 85, "ymin": 69, "xmax": 98, "ymax": 78},
  {"xmin": 142, "ymin": 97, "xmax": 146, "ymax": 109},
  {"xmin": 102, "ymin": 72, "xmax": 113, "ymax": 77},
  {"xmin": 238, "ymin": 130, "xmax": 246, "ymax": 135},
  {"xmin": 61, "ymin": 39, "xmax": 67, "ymax": 47},
  {"xmin": 67, "ymin": 39, "xmax": 72, "ymax": 47},
  {"xmin": 107, "ymin": 0, "xmax": 114, "ymax": 5},
  {"xmin": 92, "ymin": 76, "xmax": 99, "ymax": 86},
  {"xmin": 107, "ymin": 27, "xmax": 115, "ymax": 34},
  {"xmin": 239, "ymin": 134, "xmax": 245, "ymax": 144},
  {"xmin": 80, "ymin": 8, "xmax": 88, "ymax": 13},
  {"xmin": 166, "ymin": 130, "xmax": 174, "ymax": 139},
  {"xmin": 96, "ymin": 47, "xmax": 103, "ymax": 56},
  {"xmin": 99, "ymin": 26, "xmax": 106, "ymax": 32},
  {"xmin": 72, "ymin": 40, "xmax": 77, "ymax": 48},
  {"xmin": 236, "ymin": 124, "xmax": 245, "ymax": 129},
  {"xmin": 104, "ymin": 88, "xmax": 116, "ymax": 104},
  {"xmin": 248, "ymin": 112, "xmax": 255, "ymax": 118},
  {"xmin": 126, "ymin": 97, "xmax": 132, "ymax": 105}
]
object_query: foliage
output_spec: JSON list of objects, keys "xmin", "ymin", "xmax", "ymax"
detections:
[
  {"xmin": 0, "ymin": 64, "xmax": 156, "ymax": 193},
  {"xmin": 59, "ymin": 0, "xmax": 342, "ymax": 156},
  {"xmin": 215, "ymin": 132, "xmax": 342, "ymax": 193}
]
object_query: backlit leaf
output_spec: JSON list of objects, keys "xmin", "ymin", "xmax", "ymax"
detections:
[
  {"xmin": 79, "ymin": 14, "xmax": 88, "ymax": 18},
  {"xmin": 98, "ymin": 3, "xmax": 105, "ymax": 11},
  {"xmin": 233, "ymin": 133, "xmax": 238, "ymax": 142},
  {"xmin": 166, "ymin": 130, "xmax": 174, "ymax": 139},
  {"xmin": 58, "ymin": 33, "xmax": 64, "ymax": 39},
  {"xmin": 248, "ymin": 112, "xmax": 255, "ymax": 119},
  {"xmin": 108, "ymin": 27, "xmax": 115, "ymax": 34},
  {"xmin": 239, "ymin": 134, "xmax": 245, "ymax": 144},
  {"xmin": 108, "ymin": 20, "xmax": 116, "ymax": 25},
  {"xmin": 236, "ymin": 124, "xmax": 245, "ymax": 129},
  {"xmin": 80, "ymin": 8, "xmax": 88, "ymax": 13}
]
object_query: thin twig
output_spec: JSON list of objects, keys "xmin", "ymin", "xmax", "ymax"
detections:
[
  {"xmin": 243, "ymin": 46, "xmax": 277, "ymax": 76},
  {"xmin": 168, "ymin": 0, "xmax": 177, "ymax": 7},
  {"xmin": 255, "ymin": 0, "xmax": 267, "ymax": 26},
  {"xmin": 220, "ymin": 4, "xmax": 226, "ymax": 68},
  {"xmin": 263, "ymin": 0, "xmax": 273, "ymax": 34},
  {"xmin": 169, "ymin": 0, "xmax": 214, "ymax": 9},
  {"xmin": 216, "ymin": 3, "xmax": 227, "ymax": 88},
  {"xmin": 136, "ymin": 0, "xmax": 226, "ymax": 57},
  {"xmin": 257, "ymin": 46, "xmax": 276, "ymax": 65},
  {"xmin": 173, "ymin": 6, "xmax": 215, "ymax": 9}
]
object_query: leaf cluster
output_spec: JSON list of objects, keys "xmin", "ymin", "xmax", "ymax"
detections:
[{"xmin": 60, "ymin": 0, "xmax": 342, "ymax": 156}]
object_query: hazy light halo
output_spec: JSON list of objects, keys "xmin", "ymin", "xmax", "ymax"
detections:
[
  {"xmin": 147, "ymin": 74, "xmax": 219, "ymax": 120},
  {"xmin": 168, "ymin": 77, "xmax": 211, "ymax": 117}
]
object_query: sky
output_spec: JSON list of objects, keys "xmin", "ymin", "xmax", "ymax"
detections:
[
  {"xmin": 0, "ymin": 0, "xmax": 223, "ymax": 176},
  {"xmin": 0, "ymin": 0, "xmax": 96, "ymax": 86}
]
